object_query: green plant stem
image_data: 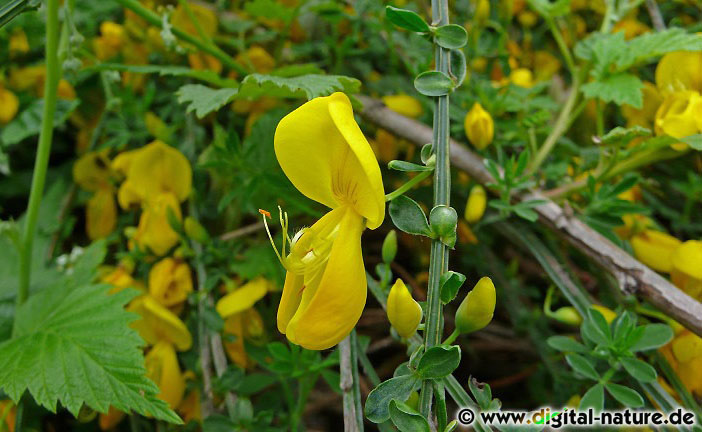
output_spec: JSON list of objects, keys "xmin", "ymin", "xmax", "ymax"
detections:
[
  {"xmin": 442, "ymin": 329, "xmax": 459, "ymax": 346},
  {"xmin": 114, "ymin": 0, "xmax": 248, "ymax": 76},
  {"xmin": 419, "ymin": 0, "xmax": 451, "ymax": 420},
  {"xmin": 385, "ymin": 170, "xmax": 433, "ymax": 201},
  {"xmin": 547, "ymin": 18, "xmax": 576, "ymax": 76},
  {"xmin": 16, "ymin": 0, "xmax": 60, "ymax": 314},
  {"xmin": 290, "ymin": 372, "xmax": 318, "ymax": 431},
  {"xmin": 528, "ymin": 76, "xmax": 581, "ymax": 175}
]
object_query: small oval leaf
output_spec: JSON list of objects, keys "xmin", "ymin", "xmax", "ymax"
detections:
[
  {"xmin": 389, "ymin": 195, "xmax": 432, "ymax": 237},
  {"xmin": 414, "ymin": 71, "xmax": 454, "ymax": 97},
  {"xmin": 416, "ymin": 345, "xmax": 461, "ymax": 379},
  {"xmin": 385, "ymin": 6, "xmax": 430, "ymax": 33},
  {"xmin": 434, "ymin": 24, "xmax": 468, "ymax": 49}
]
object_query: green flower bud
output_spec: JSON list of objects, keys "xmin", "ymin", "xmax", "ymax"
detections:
[
  {"xmin": 184, "ymin": 216, "xmax": 210, "ymax": 243},
  {"xmin": 430, "ymin": 205, "xmax": 458, "ymax": 237},
  {"xmin": 550, "ymin": 306, "xmax": 583, "ymax": 326},
  {"xmin": 382, "ymin": 229, "xmax": 398, "ymax": 264},
  {"xmin": 455, "ymin": 277, "xmax": 496, "ymax": 334}
]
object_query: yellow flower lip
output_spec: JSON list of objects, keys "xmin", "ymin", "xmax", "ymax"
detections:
[
  {"xmin": 630, "ymin": 229, "xmax": 681, "ymax": 273},
  {"xmin": 145, "ymin": 341, "xmax": 185, "ymax": 409},
  {"xmin": 273, "ymin": 92, "xmax": 385, "ymax": 229},
  {"xmin": 128, "ymin": 296, "xmax": 192, "ymax": 351},
  {"xmin": 148, "ymin": 258, "xmax": 193, "ymax": 308},
  {"xmin": 216, "ymin": 277, "xmax": 270, "ymax": 319}
]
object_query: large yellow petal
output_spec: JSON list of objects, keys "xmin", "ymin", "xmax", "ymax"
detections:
[
  {"xmin": 128, "ymin": 296, "xmax": 192, "ymax": 351},
  {"xmin": 145, "ymin": 341, "xmax": 185, "ymax": 409},
  {"xmin": 656, "ymin": 51, "xmax": 702, "ymax": 95},
  {"xmin": 126, "ymin": 140, "xmax": 192, "ymax": 203},
  {"xmin": 283, "ymin": 207, "xmax": 367, "ymax": 350},
  {"xmin": 274, "ymin": 92, "xmax": 385, "ymax": 229}
]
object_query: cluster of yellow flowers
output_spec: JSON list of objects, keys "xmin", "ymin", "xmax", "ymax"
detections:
[{"xmin": 623, "ymin": 51, "xmax": 702, "ymax": 150}]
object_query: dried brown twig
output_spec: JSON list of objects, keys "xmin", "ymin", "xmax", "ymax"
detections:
[{"xmin": 358, "ymin": 95, "xmax": 702, "ymax": 337}]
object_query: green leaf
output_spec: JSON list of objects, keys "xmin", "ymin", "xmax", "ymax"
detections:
[
  {"xmin": 546, "ymin": 336, "xmax": 588, "ymax": 353},
  {"xmin": 619, "ymin": 28, "xmax": 702, "ymax": 70},
  {"xmin": 600, "ymin": 126, "xmax": 652, "ymax": 147},
  {"xmin": 176, "ymin": 84, "xmax": 237, "ymax": 119},
  {"xmin": 581, "ymin": 308, "xmax": 611, "ymax": 345},
  {"xmin": 365, "ymin": 375, "xmax": 419, "ymax": 423},
  {"xmin": 416, "ymin": 345, "xmax": 461, "ymax": 379},
  {"xmin": 439, "ymin": 271, "xmax": 466, "ymax": 304},
  {"xmin": 450, "ymin": 50, "xmax": 467, "ymax": 87},
  {"xmin": 468, "ymin": 378, "xmax": 492, "ymax": 410},
  {"xmin": 526, "ymin": 0, "xmax": 570, "ymax": 18},
  {"xmin": 1, "ymin": 99, "xmax": 80, "ymax": 147},
  {"xmin": 243, "ymin": 0, "xmax": 294, "ymax": 22},
  {"xmin": 388, "ymin": 160, "xmax": 434, "ymax": 172},
  {"xmin": 414, "ymin": 71, "xmax": 454, "ymax": 97},
  {"xmin": 628, "ymin": 324, "xmax": 673, "ymax": 352},
  {"xmin": 389, "ymin": 195, "xmax": 432, "ymax": 237},
  {"xmin": 581, "ymin": 73, "xmax": 643, "ymax": 108},
  {"xmin": 0, "ymin": 284, "xmax": 181, "ymax": 423},
  {"xmin": 565, "ymin": 354, "xmax": 599, "ymax": 380},
  {"xmin": 434, "ymin": 25, "xmax": 468, "ymax": 49},
  {"xmin": 237, "ymin": 73, "xmax": 361, "ymax": 100},
  {"xmin": 385, "ymin": 6, "xmax": 430, "ymax": 33},
  {"xmin": 267, "ymin": 341, "xmax": 291, "ymax": 361},
  {"xmin": 579, "ymin": 384, "xmax": 604, "ymax": 412},
  {"xmin": 389, "ymin": 400, "xmax": 430, "ymax": 432},
  {"xmin": 64, "ymin": 240, "xmax": 107, "ymax": 287},
  {"xmin": 620, "ymin": 357, "xmax": 657, "ymax": 383},
  {"xmin": 605, "ymin": 383, "xmax": 644, "ymax": 407}
]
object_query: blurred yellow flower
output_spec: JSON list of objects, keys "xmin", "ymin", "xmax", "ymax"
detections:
[
  {"xmin": 93, "ymin": 21, "xmax": 126, "ymax": 60},
  {"xmin": 133, "ymin": 192, "xmax": 182, "ymax": 256},
  {"xmin": 382, "ymin": 94, "xmax": 424, "ymax": 118},
  {"xmin": 670, "ymin": 240, "xmax": 702, "ymax": 300},
  {"xmin": 145, "ymin": 341, "xmax": 186, "ymax": 409},
  {"xmin": 386, "ymin": 279, "xmax": 422, "ymax": 338},
  {"xmin": 271, "ymin": 92, "xmax": 385, "ymax": 350},
  {"xmin": 9, "ymin": 29, "xmax": 29, "ymax": 57},
  {"xmin": 115, "ymin": 140, "xmax": 192, "ymax": 207},
  {"xmin": 455, "ymin": 277, "xmax": 496, "ymax": 334},
  {"xmin": 533, "ymin": 51, "xmax": 561, "ymax": 81},
  {"xmin": 188, "ymin": 52, "xmax": 223, "ymax": 74},
  {"xmin": 100, "ymin": 263, "xmax": 144, "ymax": 294},
  {"xmin": 223, "ymin": 313, "xmax": 248, "ymax": 368},
  {"xmin": 177, "ymin": 388, "xmax": 202, "ymax": 423},
  {"xmin": 612, "ymin": 19, "xmax": 650, "ymax": 40},
  {"xmin": 661, "ymin": 327, "xmax": 702, "ymax": 396},
  {"xmin": 172, "ymin": 2, "xmax": 218, "ymax": 38},
  {"xmin": 128, "ymin": 295, "xmax": 193, "ymax": 351},
  {"xmin": 149, "ymin": 258, "xmax": 193, "ymax": 308},
  {"xmin": 464, "ymin": 185, "xmax": 487, "ymax": 224},
  {"xmin": 86, "ymin": 186, "xmax": 117, "ymax": 240},
  {"xmin": 464, "ymin": 103, "xmax": 494, "ymax": 150},
  {"xmin": 656, "ymin": 51, "xmax": 702, "ymax": 95},
  {"xmin": 509, "ymin": 68, "xmax": 534, "ymax": 88},
  {"xmin": 0, "ymin": 87, "xmax": 19, "ymax": 124},
  {"xmin": 630, "ymin": 230, "xmax": 682, "ymax": 273},
  {"xmin": 73, "ymin": 151, "xmax": 113, "ymax": 191},
  {"xmin": 216, "ymin": 277, "xmax": 270, "ymax": 318},
  {"xmin": 236, "ymin": 46, "xmax": 275, "ymax": 74}
]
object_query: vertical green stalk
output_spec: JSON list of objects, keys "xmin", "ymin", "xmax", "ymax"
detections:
[
  {"xmin": 16, "ymin": 0, "xmax": 61, "ymax": 313},
  {"xmin": 419, "ymin": 0, "xmax": 451, "ymax": 419}
]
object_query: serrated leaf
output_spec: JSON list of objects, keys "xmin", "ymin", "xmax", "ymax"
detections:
[
  {"xmin": 547, "ymin": 336, "xmax": 588, "ymax": 353},
  {"xmin": 1, "ymin": 99, "xmax": 80, "ymax": 147},
  {"xmin": 389, "ymin": 195, "xmax": 432, "ymax": 237},
  {"xmin": 581, "ymin": 74, "xmax": 643, "ymax": 108},
  {"xmin": 0, "ymin": 284, "xmax": 181, "ymax": 423},
  {"xmin": 619, "ymin": 28, "xmax": 702, "ymax": 70},
  {"xmin": 389, "ymin": 400, "xmax": 430, "ymax": 432},
  {"xmin": 579, "ymin": 384, "xmax": 604, "ymax": 412},
  {"xmin": 237, "ymin": 73, "xmax": 361, "ymax": 100},
  {"xmin": 385, "ymin": 6, "xmax": 430, "ymax": 33},
  {"xmin": 628, "ymin": 324, "xmax": 673, "ymax": 352},
  {"xmin": 414, "ymin": 71, "xmax": 454, "ymax": 97},
  {"xmin": 605, "ymin": 383, "xmax": 644, "ymax": 407},
  {"xmin": 176, "ymin": 84, "xmax": 237, "ymax": 118},
  {"xmin": 417, "ymin": 345, "xmax": 461, "ymax": 379},
  {"xmin": 365, "ymin": 375, "xmax": 419, "ymax": 423},
  {"xmin": 434, "ymin": 25, "xmax": 468, "ymax": 49},
  {"xmin": 620, "ymin": 357, "xmax": 656, "ymax": 383},
  {"xmin": 565, "ymin": 354, "xmax": 599, "ymax": 380},
  {"xmin": 600, "ymin": 126, "xmax": 651, "ymax": 147}
]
